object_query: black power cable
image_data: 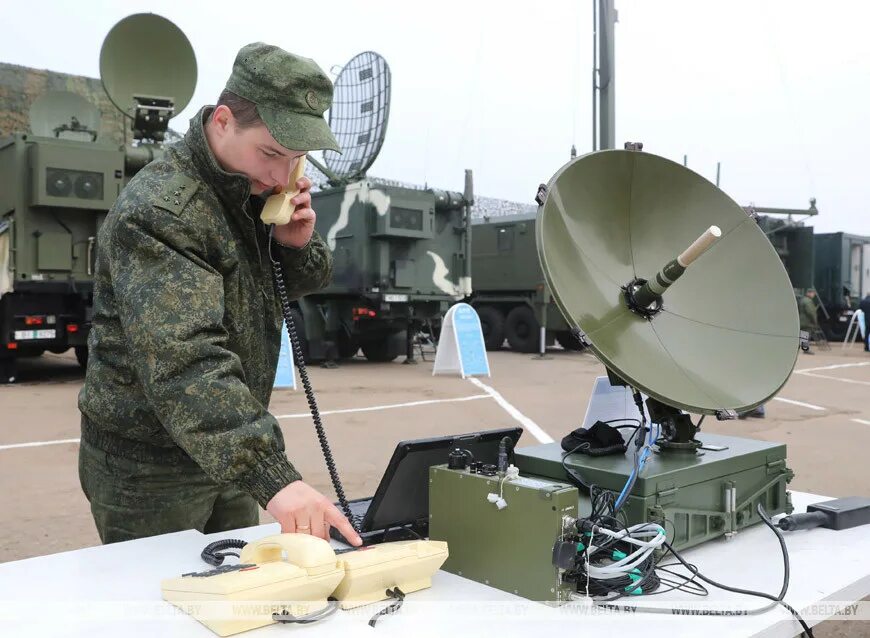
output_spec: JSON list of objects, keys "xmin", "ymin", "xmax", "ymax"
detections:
[{"xmin": 268, "ymin": 225, "xmax": 358, "ymax": 531}]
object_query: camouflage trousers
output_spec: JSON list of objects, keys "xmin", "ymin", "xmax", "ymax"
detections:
[{"xmin": 78, "ymin": 440, "xmax": 259, "ymax": 544}]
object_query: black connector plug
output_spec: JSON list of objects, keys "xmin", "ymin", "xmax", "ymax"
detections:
[
  {"xmin": 552, "ymin": 540, "xmax": 579, "ymax": 570},
  {"xmin": 778, "ymin": 497, "xmax": 870, "ymax": 532},
  {"xmin": 497, "ymin": 436, "xmax": 514, "ymax": 473}
]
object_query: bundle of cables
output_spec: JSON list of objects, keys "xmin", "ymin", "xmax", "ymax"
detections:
[
  {"xmin": 559, "ymin": 521, "xmax": 666, "ymax": 597},
  {"xmin": 556, "ymin": 395, "xmax": 814, "ymax": 637},
  {"xmin": 557, "ymin": 403, "xmax": 666, "ymax": 599}
]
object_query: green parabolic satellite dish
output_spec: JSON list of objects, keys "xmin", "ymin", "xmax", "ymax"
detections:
[
  {"xmin": 99, "ymin": 13, "xmax": 197, "ymax": 118},
  {"xmin": 536, "ymin": 150, "xmax": 799, "ymax": 415}
]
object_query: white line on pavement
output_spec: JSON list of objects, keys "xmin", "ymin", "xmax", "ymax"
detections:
[
  {"xmin": 467, "ymin": 377, "xmax": 554, "ymax": 444},
  {"xmin": 275, "ymin": 394, "xmax": 491, "ymax": 419},
  {"xmin": 796, "ymin": 362, "xmax": 870, "ymax": 373},
  {"xmin": 795, "ymin": 372, "xmax": 870, "ymax": 387},
  {"xmin": 772, "ymin": 397, "xmax": 826, "ymax": 411},
  {"xmin": 1, "ymin": 395, "xmax": 495, "ymax": 451},
  {"xmin": 851, "ymin": 419, "xmax": 870, "ymax": 426},
  {"xmin": 0, "ymin": 438, "xmax": 80, "ymax": 451}
]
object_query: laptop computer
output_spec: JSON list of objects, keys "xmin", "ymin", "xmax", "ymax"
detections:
[{"xmin": 331, "ymin": 426, "xmax": 523, "ymax": 545}]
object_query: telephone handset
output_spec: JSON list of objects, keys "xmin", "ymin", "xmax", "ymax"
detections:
[
  {"xmin": 260, "ymin": 155, "xmax": 307, "ymax": 225},
  {"xmin": 239, "ymin": 533, "xmax": 338, "ymax": 575}
]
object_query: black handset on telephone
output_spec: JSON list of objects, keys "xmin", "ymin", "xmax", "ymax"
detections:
[{"xmin": 263, "ymin": 158, "xmax": 359, "ymax": 531}]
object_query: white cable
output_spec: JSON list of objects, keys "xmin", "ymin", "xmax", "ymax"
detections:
[
  {"xmin": 583, "ymin": 523, "xmax": 666, "ymax": 579},
  {"xmin": 584, "ymin": 543, "xmax": 591, "ymax": 598},
  {"xmin": 487, "ymin": 469, "xmax": 518, "ymax": 510}
]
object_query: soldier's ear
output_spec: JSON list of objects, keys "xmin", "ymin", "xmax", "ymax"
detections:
[{"xmin": 211, "ymin": 105, "xmax": 236, "ymax": 136}]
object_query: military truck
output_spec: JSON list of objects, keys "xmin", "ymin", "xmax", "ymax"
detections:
[
  {"xmin": 752, "ymin": 214, "xmax": 816, "ymax": 292},
  {"xmin": 812, "ymin": 231, "xmax": 870, "ymax": 340},
  {"xmin": 299, "ymin": 170, "xmax": 472, "ymax": 362},
  {"xmin": 294, "ymin": 52, "xmax": 473, "ymax": 363},
  {"xmin": 468, "ymin": 213, "xmax": 584, "ymax": 353},
  {"xmin": 748, "ymin": 203, "xmax": 870, "ymax": 341},
  {"xmin": 0, "ymin": 14, "xmax": 197, "ymax": 382}
]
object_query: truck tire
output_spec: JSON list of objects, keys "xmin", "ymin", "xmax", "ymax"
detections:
[
  {"xmin": 505, "ymin": 305, "xmax": 539, "ymax": 353},
  {"xmin": 476, "ymin": 305, "xmax": 505, "ymax": 351},
  {"xmin": 337, "ymin": 331, "xmax": 359, "ymax": 359},
  {"xmin": 74, "ymin": 346, "xmax": 89, "ymax": 369},
  {"xmin": 556, "ymin": 331, "xmax": 586, "ymax": 351},
  {"xmin": 286, "ymin": 308, "xmax": 310, "ymax": 364},
  {"xmin": 361, "ymin": 331, "xmax": 405, "ymax": 362}
]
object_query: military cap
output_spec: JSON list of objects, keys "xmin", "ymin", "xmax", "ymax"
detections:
[{"xmin": 225, "ymin": 43, "xmax": 341, "ymax": 153}]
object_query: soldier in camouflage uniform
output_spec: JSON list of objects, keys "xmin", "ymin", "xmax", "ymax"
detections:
[
  {"xmin": 798, "ymin": 289, "xmax": 820, "ymax": 354},
  {"xmin": 78, "ymin": 43, "xmax": 361, "ymax": 547}
]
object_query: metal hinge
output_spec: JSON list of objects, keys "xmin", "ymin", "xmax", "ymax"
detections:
[
  {"xmin": 766, "ymin": 459, "xmax": 787, "ymax": 475},
  {"xmin": 656, "ymin": 486, "xmax": 678, "ymax": 504}
]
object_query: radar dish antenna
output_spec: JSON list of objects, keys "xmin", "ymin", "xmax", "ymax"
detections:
[
  {"xmin": 536, "ymin": 149, "xmax": 801, "ymax": 451},
  {"xmin": 314, "ymin": 51, "xmax": 391, "ymax": 185},
  {"xmin": 99, "ymin": 13, "xmax": 197, "ymax": 141},
  {"xmin": 29, "ymin": 91, "xmax": 101, "ymax": 142}
]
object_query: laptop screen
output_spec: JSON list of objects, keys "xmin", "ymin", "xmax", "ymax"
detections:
[{"xmin": 364, "ymin": 426, "xmax": 523, "ymax": 531}]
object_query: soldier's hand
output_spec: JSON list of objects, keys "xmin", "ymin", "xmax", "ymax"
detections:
[
  {"xmin": 271, "ymin": 176, "xmax": 315, "ymax": 249},
  {"xmin": 266, "ymin": 480, "xmax": 362, "ymax": 546}
]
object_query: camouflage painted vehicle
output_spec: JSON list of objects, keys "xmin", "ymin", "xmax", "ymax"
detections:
[
  {"xmin": 0, "ymin": 65, "xmax": 134, "ymax": 381},
  {"xmin": 297, "ymin": 169, "xmax": 472, "ymax": 362},
  {"xmin": 0, "ymin": 13, "xmax": 189, "ymax": 382}
]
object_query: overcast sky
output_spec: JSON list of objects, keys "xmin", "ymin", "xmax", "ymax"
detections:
[{"xmin": 3, "ymin": 0, "xmax": 868, "ymax": 234}]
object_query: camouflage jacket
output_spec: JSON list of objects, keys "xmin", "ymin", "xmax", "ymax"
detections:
[
  {"xmin": 78, "ymin": 106, "xmax": 333, "ymax": 507},
  {"xmin": 798, "ymin": 296, "xmax": 818, "ymax": 330}
]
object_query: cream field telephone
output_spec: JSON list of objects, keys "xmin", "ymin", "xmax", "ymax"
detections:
[
  {"xmin": 260, "ymin": 156, "xmax": 307, "ymax": 225},
  {"xmin": 161, "ymin": 533, "xmax": 449, "ymax": 636}
]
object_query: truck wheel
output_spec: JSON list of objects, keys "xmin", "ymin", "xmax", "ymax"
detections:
[
  {"xmin": 74, "ymin": 346, "xmax": 89, "ymax": 369},
  {"xmin": 286, "ymin": 308, "xmax": 310, "ymax": 364},
  {"xmin": 505, "ymin": 306, "xmax": 539, "ymax": 353},
  {"xmin": 337, "ymin": 331, "xmax": 359, "ymax": 359},
  {"xmin": 556, "ymin": 331, "xmax": 586, "ymax": 351},
  {"xmin": 361, "ymin": 331, "xmax": 404, "ymax": 362},
  {"xmin": 476, "ymin": 306, "xmax": 505, "ymax": 351}
]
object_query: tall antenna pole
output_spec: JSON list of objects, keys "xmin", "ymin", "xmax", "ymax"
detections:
[
  {"xmin": 597, "ymin": 0, "xmax": 617, "ymax": 150},
  {"xmin": 592, "ymin": 0, "xmax": 598, "ymax": 152}
]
